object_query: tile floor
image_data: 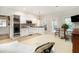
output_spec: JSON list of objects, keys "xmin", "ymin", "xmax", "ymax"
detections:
[{"xmin": 0, "ymin": 33, "xmax": 72, "ymax": 53}]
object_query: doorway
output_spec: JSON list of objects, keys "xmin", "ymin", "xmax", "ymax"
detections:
[{"xmin": 0, "ymin": 15, "xmax": 10, "ymax": 40}]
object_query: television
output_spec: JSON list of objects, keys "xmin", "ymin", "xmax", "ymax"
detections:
[{"xmin": 71, "ymin": 15, "xmax": 79, "ymax": 22}]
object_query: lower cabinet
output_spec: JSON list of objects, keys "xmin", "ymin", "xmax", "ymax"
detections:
[
  {"xmin": 20, "ymin": 28, "xmax": 29, "ymax": 36},
  {"xmin": 20, "ymin": 28, "xmax": 44, "ymax": 37},
  {"xmin": 72, "ymin": 34, "xmax": 79, "ymax": 53}
]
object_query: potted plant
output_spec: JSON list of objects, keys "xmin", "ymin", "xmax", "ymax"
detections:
[{"xmin": 61, "ymin": 24, "xmax": 69, "ymax": 39}]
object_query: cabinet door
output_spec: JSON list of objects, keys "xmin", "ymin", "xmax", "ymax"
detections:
[
  {"xmin": 20, "ymin": 28, "xmax": 29, "ymax": 36},
  {"xmin": 20, "ymin": 16, "xmax": 27, "ymax": 24},
  {"xmin": 28, "ymin": 27, "xmax": 32, "ymax": 34},
  {"xmin": 20, "ymin": 29, "xmax": 25, "ymax": 36},
  {"xmin": 72, "ymin": 36, "xmax": 79, "ymax": 53},
  {"xmin": 38, "ymin": 28, "xmax": 44, "ymax": 33},
  {"xmin": 25, "ymin": 29, "xmax": 29, "ymax": 36},
  {"xmin": 32, "ymin": 28, "xmax": 35, "ymax": 34}
]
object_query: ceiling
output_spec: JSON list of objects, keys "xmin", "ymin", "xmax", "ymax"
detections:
[{"xmin": 0, "ymin": 6, "xmax": 79, "ymax": 15}]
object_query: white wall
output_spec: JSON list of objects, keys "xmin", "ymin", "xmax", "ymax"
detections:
[
  {"xmin": 0, "ymin": 7, "xmax": 39, "ymax": 39},
  {"xmin": 57, "ymin": 8, "xmax": 79, "ymax": 29},
  {"xmin": 1, "ymin": 7, "xmax": 79, "ymax": 35},
  {"xmin": 20, "ymin": 14, "xmax": 39, "ymax": 26},
  {"xmin": 40, "ymin": 14, "xmax": 79, "ymax": 33},
  {"xmin": 52, "ymin": 16, "xmax": 64, "ymax": 28},
  {"xmin": 40, "ymin": 16, "xmax": 53, "ymax": 33},
  {"xmin": 40, "ymin": 15, "xmax": 64, "ymax": 33}
]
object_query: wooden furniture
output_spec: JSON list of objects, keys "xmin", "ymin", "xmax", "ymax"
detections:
[{"xmin": 72, "ymin": 29, "xmax": 79, "ymax": 53}]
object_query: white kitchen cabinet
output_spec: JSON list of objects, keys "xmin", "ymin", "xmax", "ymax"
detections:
[
  {"xmin": 20, "ymin": 27, "xmax": 45, "ymax": 37},
  {"xmin": 20, "ymin": 15, "xmax": 27, "ymax": 24},
  {"xmin": 20, "ymin": 28, "xmax": 29, "ymax": 36},
  {"xmin": 28, "ymin": 27, "xmax": 33, "ymax": 34},
  {"xmin": 38, "ymin": 28, "xmax": 44, "ymax": 33},
  {"xmin": 32, "ymin": 28, "xmax": 38, "ymax": 34}
]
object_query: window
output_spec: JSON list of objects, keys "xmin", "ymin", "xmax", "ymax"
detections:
[
  {"xmin": 0, "ymin": 19, "xmax": 6, "ymax": 27},
  {"xmin": 52, "ymin": 20, "xmax": 58, "ymax": 32},
  {"xmin": 65, "ymin": 17, "xmax": 74, "ymax": 31}
]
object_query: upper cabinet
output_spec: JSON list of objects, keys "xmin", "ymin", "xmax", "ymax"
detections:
[
  {"xmin": 20, "ymin": 15, "xmax": 38, "ymax": 24},
  {"xmin": 20, "ymin": 15, "xmax": 27, "ymax": 24}
]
